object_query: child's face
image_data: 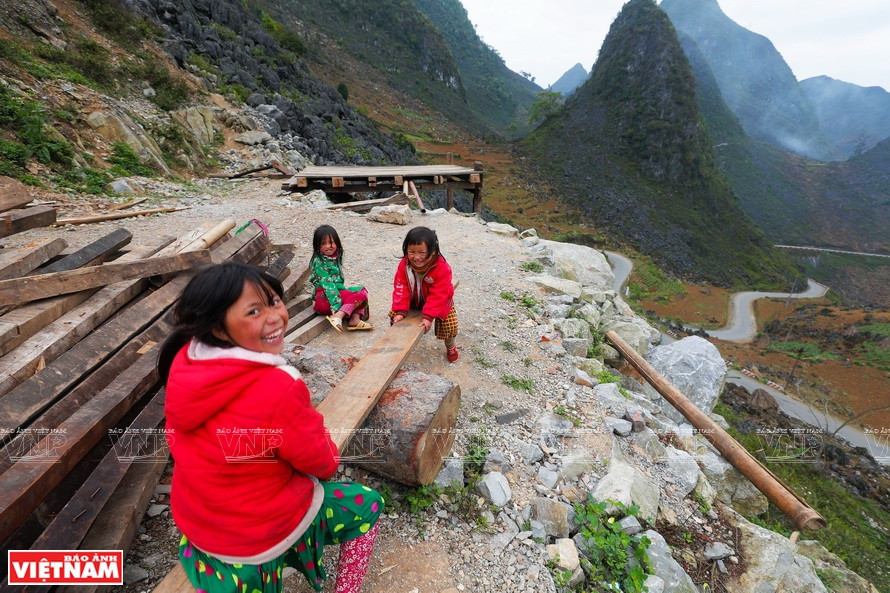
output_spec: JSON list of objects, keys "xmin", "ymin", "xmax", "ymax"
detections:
[
  {"xmin": 218, "ymin": 280, "xmax": 289, "ymax": 354},
  {"xmin": 319, "ymin": 235, "xmax": 337, "ymax": 257},
  {"xmin": 406, "ymin": 242, "xmax": 432, "ymax": 267}
]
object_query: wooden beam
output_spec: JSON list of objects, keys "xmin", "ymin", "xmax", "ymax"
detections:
[
  {"xmin": 325, "ymin": 193, "xmax": 408, "ymax": 212},
  {"xmin": 41, "ymin": 228, "xmax": 133, "ymax": 275},
  {"xmin": 271, "ymin": 160, "xmax": 294, "ymax": 176},
  {"xmin": 331, "ymin": 177, "xmax": 345, "ymax": 188},
  {"xmin": 0, "ymin": 242, "xmax": 172, "ymax": 388},
  {"xmin": 0, "ymin": 238, "xmax": 67, "ymax": 280},
  {"xmin": 0, "ymin": 205, "xmax": 57, "ymax": 238},
  {"xmin": 53, "ymin": 207, "xmax": 188, "ymax": 226},
  {"xmin": 367, "ymin": 176, "xmax": 377, "ymax": 187},
  {"xmin": 108, "ymin": 197, "xmax": 148, "ymax": 211},
  {"xmin": 0, "ymin": 250, "xmax": 211, "ymax": 307},
  {"xmin": 316, "ymin": 311, "xmax": 425, "ymax": 450}
]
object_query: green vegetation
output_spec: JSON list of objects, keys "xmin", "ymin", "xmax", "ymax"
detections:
[
  {"xmin": 518, "ymin": 0, "xmax": 803, "ymax": 290},
  {"xmin": 628, "ymin": 257, "xmax": 687, "ymax": 302},
  {"xmin": 553, "ymin": 406, "xmax": 583, "ymax": 427},
  {"xmin": 0, "ymin": 85, "xmax": 73, "ymax": 181},
  {"xmin": 569, "ymin": 497, "xmax": 652, "ymax": 592},
  {"xmin": 520, "ymin": 261, "xmax": 545, "ymax": 273},
  {"xmin": 764, "ymin": 341, "xmax": 840, "ymax": 363},
  {"xmin": 529, "ymin": 91, "xmax": 564, "ymax": 125},
  {"xmin": 501, "ymin": 374, "xmax": 534, "ymax": 393},
  {"xmin": 714, "ymin": 400, "xmax": 890, "ymax": 591},
  {"xmin": 107, "ymin": 142, "xmax": 155, "ymax": 177},
  {"xmin": 54, "ymin": 167, "xmax": 112, "ymax": 195}
]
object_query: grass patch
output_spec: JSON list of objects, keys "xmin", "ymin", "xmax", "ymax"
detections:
[
  {"xmin": 765, "ymin": 341, "xmax": 840, "ymax": 363},
  {"xmin": 501, "ymin": 374, "xmax": 534, "ymax": 393}
]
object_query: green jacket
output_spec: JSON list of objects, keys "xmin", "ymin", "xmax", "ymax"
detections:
[{"xmin": 309, "ymin": 255, "xmax": 346, "ymax": 310}]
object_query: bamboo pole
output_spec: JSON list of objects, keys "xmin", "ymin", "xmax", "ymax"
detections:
[
  {"xmin": 605, "ymin": 330, "xmax": 826, "ymax": 530},
  {"xmin": 53, "ymin": 207, "xmax": 188, "ymax": 225},
  {"xmin": 179, "ymin": 219, "xmax": 236, "ymax": 253}
]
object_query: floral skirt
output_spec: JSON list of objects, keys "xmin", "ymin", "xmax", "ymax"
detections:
[{"xmin": 178, "ymin": 481, "xmax": 383, "ymax": 593}]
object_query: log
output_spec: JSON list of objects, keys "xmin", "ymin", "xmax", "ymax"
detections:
[
  {"xmin": 108, "ymin": 197, "xmax": 148, "ymax": 211},
  {"xmin": 0, "ymin": 238, "xmax": 67, "ymax": 280},
  {"xmin": 343, "ymin": 370, "xmax": 459, "ymax": 486},
  {"xmin": 285, "ymin": 346, "xmax": 459, "ymax": 486},
  {"xmin": 0, "ymin": 250, "xmax": 211, "ymax": 307},
  {"xmin": 178, "ymin": 219, "xmax": 236, "ymax": 253},
  {"xmin": 53, "ymin": 207, "xmax": 188, "ymax": 226},
  {"xmin": 0, "ymin": 205, "xmax": 57, "ymax": 238},
  {"xmin": 325, "ymin": 193, "xmax": 408, "ymax": 212},
  {"xmin": 606, "ymin": 330, "xmax": 826, "ymax": 530}
]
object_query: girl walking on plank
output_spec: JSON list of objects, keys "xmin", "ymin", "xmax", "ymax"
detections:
[
  {"xmin": 389, "ymin": 225, "xmax": 460, "ymax": 362},
  {"xmin": 309, "ymin": 224, "xmax": 373, "ymax": 332},
  {"xmin": 158, "ymin": 261, "xmax": 383, "ymax": 592}
]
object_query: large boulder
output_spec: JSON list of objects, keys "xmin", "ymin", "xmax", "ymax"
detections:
[
  {"xmin": 643, "ymin": 336, "xmax": 726, "ymax": 423},
  {"xmin": 532, "ymin": 239, "xmax": 614, "ymax": 291}
]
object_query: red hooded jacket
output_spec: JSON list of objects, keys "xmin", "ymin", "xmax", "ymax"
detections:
[
  {"xmin": 164, "ymin": 340, "xmax": 339, "ymax": 562},
  {"xmin": 391, "ymin": 255, "xmax": 455, "ymax": 321}
]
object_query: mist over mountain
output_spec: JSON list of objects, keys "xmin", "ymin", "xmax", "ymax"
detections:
[
  {"xmin": 518, "ymin": 0, "xmax": 800, "ymax": 289},
  {"xmin": 549, "ymin": 63, "xmax": 588, "ymax": 96},
  {"xmin": 800, "ymin": 76, "xmax": 890, "ymax": 159},
  {"xmin": 672, "ymin": 17, "xmax": 890, "ymax": 253},
  {"xmin": 660, "ymin": 0, "xmax": 840, "ymax": 162}
]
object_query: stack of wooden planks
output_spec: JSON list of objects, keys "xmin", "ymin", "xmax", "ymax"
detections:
[{"xmin": 0, "ymin": 219, "xmax": 329, "ymax": 592}]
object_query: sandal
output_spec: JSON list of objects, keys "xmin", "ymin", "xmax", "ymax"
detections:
[
  {"xmin": 346, "ymin": 320, "xmax": 374, "ymax": 331},
  {"xmin": 326, "ymin": 315, "xmax": 343, "ymax": 332}
]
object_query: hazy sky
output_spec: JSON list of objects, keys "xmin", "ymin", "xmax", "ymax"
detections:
[{"xmin": 458, "ymin": 0, "xmax": 890, "ymax": 91}]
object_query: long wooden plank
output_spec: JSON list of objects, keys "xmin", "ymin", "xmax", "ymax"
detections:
[
  {"xmin": 52, "ymin": 207, "xmax": 188, "ymax": 226},
  {"xmin": 0, "ymin": 238, "xmax": 67, "ymax": 280},
  {"xmin": 0, "ymin": 290, "xmax": 96, "ymax": 355},
  {"xmin": 0, "ymin": 205, "xmax": 56, "ymax": 238},
  {"xmin": 29, "ymin": 389, "xmax": 166, "ymax": 551},
  {"xmin": 325, "ymin": 193, "xmax": 408, "ymax": 211},
  {"xmin": 0, "ymin": 238, "xmax": 172, "ymax": 368},
  {"xmin": 281, "ymin": 264, "xmax": 310, "ymax": 301},
  {"xmin": 316, "ymin": 311, "xmax": 425, "ymax": 450},
  {"xmin": 0, "ymin": 250, "xmax": 210, "ymax": 307},
  {"xmin": 285, "ymin": 314, "xmax": 330, "ymax": 345}
]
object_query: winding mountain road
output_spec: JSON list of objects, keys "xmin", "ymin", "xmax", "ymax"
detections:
[{"xmin": 603, "ymin": 251, "xmax": 888, "ymax": 465}]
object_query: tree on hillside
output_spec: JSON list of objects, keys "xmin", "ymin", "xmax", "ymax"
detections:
[{"xmin": 528, "ymin": 91, "xmax": 563, "ymax": 125}]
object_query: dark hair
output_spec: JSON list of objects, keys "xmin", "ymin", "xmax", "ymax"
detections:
[
  {"xmin": 312, "ymin": 224, "xmax": 343, "ymax": 265},
  {"xmin": 401, "ymin": 226, "xmax": 440, "ymax": 258},
  {"xmin": 157, "ymin": 261, "xmax": 284, "ymax": 383}
]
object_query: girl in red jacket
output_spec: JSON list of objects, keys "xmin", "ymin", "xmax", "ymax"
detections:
[
  {"xmin": 158, "ymin": 261, "xmax": 383, "ymax": 593},
  {"xmin": 389, "ymin": 226, "xmax": 459, "ymax": 362}
]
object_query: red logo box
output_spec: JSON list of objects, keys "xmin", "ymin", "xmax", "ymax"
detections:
[{"xmin": 7, "ymin": 550, "xmax": 124, "ymax": 585}]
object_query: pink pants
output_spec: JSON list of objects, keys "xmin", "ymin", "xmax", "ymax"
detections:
[{"xmin": 313, "ymin": 287, "xmax": 369, "ymax": 320}]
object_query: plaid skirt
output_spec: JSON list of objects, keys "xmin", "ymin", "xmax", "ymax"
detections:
[
  {"xmin": 177, "ymin": 481, "xmax": 383, "ymax": 592},
  {"xmin": 434, "ymin": 305, "xmax": 459, "ymax": 340}
]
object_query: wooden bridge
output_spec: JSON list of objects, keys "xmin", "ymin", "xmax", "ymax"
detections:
[{"xmin": 281, "ymin": 163, "xmax": 484, "ymax": 213}]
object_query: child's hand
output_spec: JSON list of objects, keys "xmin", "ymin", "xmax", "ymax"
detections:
[
  {"xmin": 392, "ymin": 314, "xmax": 405, "ymax": 324},
  {"xmin": 421, "ymin": 318, "xmax": 432, "ymax": 334}
]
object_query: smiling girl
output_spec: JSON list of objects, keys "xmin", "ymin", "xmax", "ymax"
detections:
[
  {"xmin": 309, "ymin": 225, "xmax": 373, "ymax": 332},
  {"xmin": 389, "ymin": 226, "xmax": 460, "ymax": 362},
  {"xmin": 158, "ymin": 261, "xmax": 383, "ymax": 592}
]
